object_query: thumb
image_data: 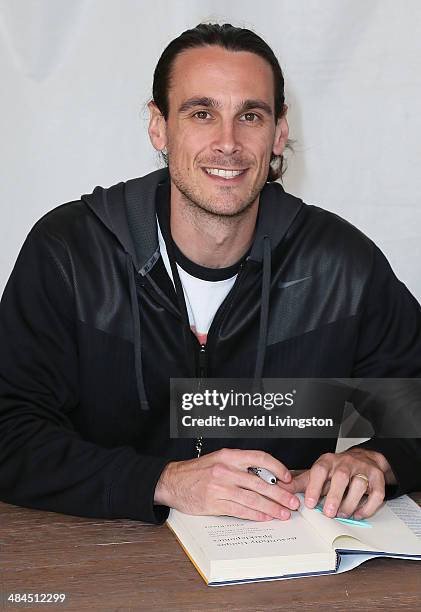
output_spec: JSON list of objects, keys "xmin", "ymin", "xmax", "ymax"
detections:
[{"xmin": 290, "ymin": 470, "xmax": 310, "ymax": 493}]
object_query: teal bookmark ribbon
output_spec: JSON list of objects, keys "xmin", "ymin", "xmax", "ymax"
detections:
[{"xmin": 314, "ymin": 504, "xmax": 372, "ymax": 528}]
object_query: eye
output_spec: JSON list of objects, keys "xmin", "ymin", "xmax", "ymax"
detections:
[
  {"xmin": 193, "ymin": 111, "xmax": 212, "ymax": 120},
  {"xmin": 240, "ymin": 112, "xmax": 260, "ymax": 122}
]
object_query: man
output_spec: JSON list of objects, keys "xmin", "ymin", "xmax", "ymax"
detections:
[{"xmin": 0, "ymin": 23, "xmax": 420, "ymax": 525}]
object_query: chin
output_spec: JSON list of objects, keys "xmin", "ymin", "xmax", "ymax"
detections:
[
  {"xmin": 196, "ymin": 196, "xmax": 256, "ymax": 219},
  {"xmin": 172, "ymin": 171, "xmax": 260, "ymax": 217}
]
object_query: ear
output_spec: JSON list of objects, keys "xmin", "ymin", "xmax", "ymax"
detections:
[
  {"xmin": 272, "ymin": 104, "xmax": 289, "ymax": 156},
  {"xmin": 148, "ymin": 101, "xmax": 167, "ymax": 151}
]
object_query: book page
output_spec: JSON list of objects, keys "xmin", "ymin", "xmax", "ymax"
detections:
[
  {"xmin": 297, "ymin": 495, "xmax": 356, "ymax": 547},
  {"xmin": 298, "ymin": 495, "xmax": 421, "ymax": 556},
  {"xmin": 168, "ymin": 509, "xmax": 332, "ymax": 562},
  {"xmin": 337, "ymin": 497, "xmax": 421, "ymax": 555},
  {"xmin": 387, "ymin": 496, "xmax": 421, "ymax": 539}
]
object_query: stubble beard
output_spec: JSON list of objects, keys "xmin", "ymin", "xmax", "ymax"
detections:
[{"xmin": 169, "ymin": 163, "xmax": 265, "ymax": 226}]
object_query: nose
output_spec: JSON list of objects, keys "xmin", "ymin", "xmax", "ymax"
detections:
[{"xmin": 210, "ymin": 119, "xmax": 242, "ymax": 157}]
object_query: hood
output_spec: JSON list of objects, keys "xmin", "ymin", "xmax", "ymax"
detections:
[
  {"xmin": 81, "ymin": 167, "xmax": 304, "ymax": 411},
  {"xmin": 82, "ymin": 167, "xmax": 169, "ymax": 275}
]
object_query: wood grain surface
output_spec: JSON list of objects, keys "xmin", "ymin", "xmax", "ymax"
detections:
[{"xmin": 1, "ymin": 494, "xmax": 420, "ymax": 612}]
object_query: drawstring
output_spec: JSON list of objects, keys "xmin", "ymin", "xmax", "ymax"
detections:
[
  {"xmin": 254, "ymin": 236, "xmax": 272, "ymax": 379},
  {"xmin": 165, "ymin": 237, "xmax": 197, "ymax": 379},
  {"xmin": 126, "ymin": 254, "xmax": 150, "ymax": 411}
]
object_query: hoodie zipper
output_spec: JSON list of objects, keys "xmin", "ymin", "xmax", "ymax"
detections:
[
  {"xmin": 194, "ymin": 262, "xmax": 248, "ymax": 457},
  {"xmin": 195, "ymin": 343, "xmax": 207, "ymax": 457}
]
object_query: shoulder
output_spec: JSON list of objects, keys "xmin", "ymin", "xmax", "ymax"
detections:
[
  {"xmin": 267, "ymin": 182, "xmax": 375, "ymax": 264},
  {"xmin": 30, "ymin": 197, "xmax": 101, "ymax": 243},
  {"xmin": 302, "ymin": 202, "xmax": 373, "ymax": 248},
  {"xmin": 291, "ymin": 200, "xmax": 375, "ymax": 271},
  {"xmin": 26, "ymin": 176, "xmax": 126, "ymax": 254},
  {"xmin": 22, "ymin": 201, "xmax": 105, "ymax": 284}
]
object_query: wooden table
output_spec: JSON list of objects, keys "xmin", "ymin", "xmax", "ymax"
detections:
[{"xmin": 1, "ymin": 494, "xmax": 421, "ymax": 611}]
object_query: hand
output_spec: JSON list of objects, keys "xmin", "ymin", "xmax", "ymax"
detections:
[
  {"xmin": 154, "ymin": 448, "xmax": 301, "ymax": 521},
  {"xmin": 286, "ymin": 448, "xmax": 396, "ymax": 520}
]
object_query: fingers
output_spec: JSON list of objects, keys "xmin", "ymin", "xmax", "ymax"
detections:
[
  {"xmin": 217, "ymin": 487, "xmax": 292, "ymax": 521},
  {"xmin": 337, "ymin": 475, "xmax": 372, "ymax": 518},
  {"xmin": 203, "ymin": 450, "xmax": 299, "ymax": 519},
  {"xmin": 281, "ymin": 470, "xmax": 330, "ymax": 498},
  {"xmin": 304, "ymin": 457, "xmax": 332, "ymax": 509},
  {"xmin": 234, "ymin": 470, "xmax": 300, "ymax": 511},
  {"xmin": 221, "ymin": 448, "xmax": 292, "ymax": 483},
  {"xmin": 302, "ymin": 452, "xmax": 386, "ymax": 519},
  {"xmin": 286, "ymin": 470, "xmax": 309, "ymax": 494},
  {"xmin": 213, "ymin": 499, "xmax": 274, "ymax": 522},
  {"xmin": 207, "ymin": 460, "xmax": 299, "ymax": 512},
  {"xmin": 319, "ymin": 465, "xmax": 349, "ymax": 516},
  {"xmin": 353, "ymin": 471, "xmax": 385, "ymax": 519}
]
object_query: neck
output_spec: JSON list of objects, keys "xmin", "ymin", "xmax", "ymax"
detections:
[{"xmin": 169, "ymin": 185, "xmax": 259, "ymax": 269}]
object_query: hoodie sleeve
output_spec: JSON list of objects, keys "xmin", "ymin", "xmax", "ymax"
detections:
[
  {"xmin": 350, "ymin": 244, "xmax": 421, "ymax": 497},
  {"xmin": 0, "ymin": 226, "xmax": 171, "ymax": 523}
]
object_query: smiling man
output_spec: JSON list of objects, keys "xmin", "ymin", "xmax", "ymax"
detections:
[{"xmin": 1, "ymin": 23, "xmax": 421, "ymax": 525}]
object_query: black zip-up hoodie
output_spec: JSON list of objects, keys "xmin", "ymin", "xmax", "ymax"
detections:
[{"xmin": 1, "ymin": 168, "xmax": 420, "ymax": 523}]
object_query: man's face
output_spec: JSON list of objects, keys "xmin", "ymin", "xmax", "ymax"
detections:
[{"xmin": 149, "ymin": 45, "xmax": 288, "ymax": 217}]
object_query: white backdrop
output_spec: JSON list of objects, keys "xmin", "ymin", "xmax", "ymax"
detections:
[{"xmin": 1, "ymin": 0, "xmax": 420, "ymax": 300}]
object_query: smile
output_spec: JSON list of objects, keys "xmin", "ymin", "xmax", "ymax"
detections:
[{"xmin": 203, "ymin": 168, "xmax": 247, "ymax": 179}]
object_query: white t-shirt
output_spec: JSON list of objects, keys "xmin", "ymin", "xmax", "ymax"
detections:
[{"xmin": 157, "ymin": 221, "xmax": 237, "ymax": 345}]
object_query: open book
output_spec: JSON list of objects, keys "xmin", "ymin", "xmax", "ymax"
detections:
[{"xmin": 167, "ymin": 495, "xmax": 421, "ymax": 586}]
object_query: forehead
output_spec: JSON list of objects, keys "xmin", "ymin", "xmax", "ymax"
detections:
[{"xmin": 168, "ymin": 46, "xmax": 275, "ymax": 109}]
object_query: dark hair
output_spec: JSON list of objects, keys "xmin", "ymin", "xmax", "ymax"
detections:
[{"xmin": 152, "ymin": 23, "xmax": 291, "ymax": 181}]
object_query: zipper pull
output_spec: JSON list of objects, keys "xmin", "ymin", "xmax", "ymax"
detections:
[{"xmin": 199, "ymin": 343, "xmax": 207, "ymax": 378}]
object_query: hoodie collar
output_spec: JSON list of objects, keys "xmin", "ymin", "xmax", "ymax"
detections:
[{"xmin": 81, "ymin": 167, "xmax": 303, "ymax": 271}]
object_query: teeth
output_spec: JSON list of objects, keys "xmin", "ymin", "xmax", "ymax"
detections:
[{"xmin": 205, "ymin": 168, "xmax": 244, "ymax": 179}]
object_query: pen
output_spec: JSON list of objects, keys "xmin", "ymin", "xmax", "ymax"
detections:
[{"xmin": 248, "ymin": 466, "xmax": 278, "ymax": 484}]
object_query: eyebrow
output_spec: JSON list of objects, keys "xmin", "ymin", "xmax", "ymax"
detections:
[{"xmin": 177, "ymin": 96, "xmax": 273, "ymax": 116}]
